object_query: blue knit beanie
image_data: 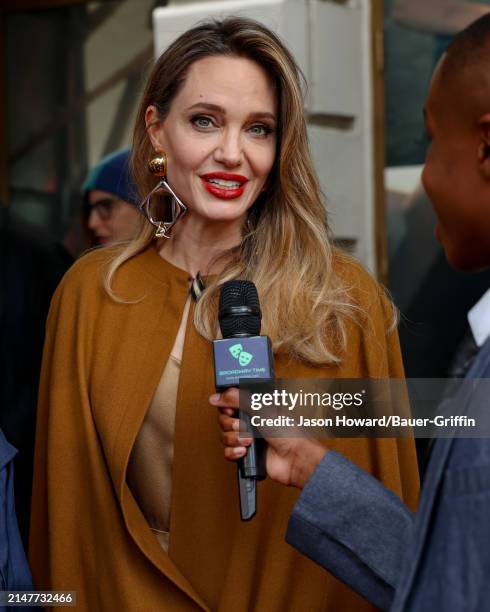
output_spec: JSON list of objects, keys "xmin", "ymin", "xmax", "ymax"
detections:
[{"xmin": 82, "ymin": 149, "xmax": 138, "ymax": 206}]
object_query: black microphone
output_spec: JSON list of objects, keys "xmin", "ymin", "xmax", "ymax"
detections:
[{"xmin": 212, "ymin": 280, "xmax": 275, "ymax": 520}]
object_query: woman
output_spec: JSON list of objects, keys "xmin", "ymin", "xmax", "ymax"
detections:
[{"xmin": 30, "ymin": 17, "xmax": 419, "ymax": 612}]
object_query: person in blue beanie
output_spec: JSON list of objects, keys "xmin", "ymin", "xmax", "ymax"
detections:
[{"xmin": 82, "ymin": 149, "xmax": 142, "ymax": 246}]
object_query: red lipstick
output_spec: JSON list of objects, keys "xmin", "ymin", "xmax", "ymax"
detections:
[{"xmin": 200, "ymin": 172, "xmax": 248, "ymax": 200}]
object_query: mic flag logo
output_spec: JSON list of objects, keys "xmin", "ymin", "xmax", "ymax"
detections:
[{"xmin": 229, "ymin": 343, "xmax": 254, "ymax": 366}]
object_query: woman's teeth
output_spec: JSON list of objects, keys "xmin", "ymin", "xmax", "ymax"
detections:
[{"xmin": 207, "ymin": 178, "xmax": 241, "ymax": 188}]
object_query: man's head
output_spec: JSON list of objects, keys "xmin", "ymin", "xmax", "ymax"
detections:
[{"xmin": 422, "ymin": 14, "xmax": 490, "ymax": 271}]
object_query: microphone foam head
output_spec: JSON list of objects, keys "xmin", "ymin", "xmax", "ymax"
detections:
[{"xmin": 219, "ymin": 280, "xmax": 262, "ymax": 338}]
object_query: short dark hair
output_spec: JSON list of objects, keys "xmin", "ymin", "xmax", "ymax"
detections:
[{"xmin": 440, "ymin": 13, "xmax": 490, "ymax": 82}]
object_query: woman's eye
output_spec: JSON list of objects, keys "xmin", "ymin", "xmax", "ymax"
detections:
[
  {"xmin": 248, "ymin": 124, "xmax": 273, "ymax": 137},
  {"xmin": 191, "ymin": 116, "xmax": 214, "ymax": 129}
]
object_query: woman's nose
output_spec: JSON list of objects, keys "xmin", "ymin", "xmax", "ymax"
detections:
[
  {"xmin": 213, "ymin": 129, "xmax": 243, "ymax": 167},
  {"xmin": 87, "ymin": 208, "xmax": 103, "ymax": 231}
]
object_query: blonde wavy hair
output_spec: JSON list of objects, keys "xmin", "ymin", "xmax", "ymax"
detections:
[{"xmin": 105, "ymin": 17, "xmax": 363, "ymax": 366}]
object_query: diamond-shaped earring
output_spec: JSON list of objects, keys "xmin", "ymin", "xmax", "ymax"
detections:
[{"xmin": 139, "ymin": 151, "xmax": 187, "ymax": 238}]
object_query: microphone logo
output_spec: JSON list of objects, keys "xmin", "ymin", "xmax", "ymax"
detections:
[{"xmin": 229, "ymin": 343, "xmax": 254, "ymax": 366}]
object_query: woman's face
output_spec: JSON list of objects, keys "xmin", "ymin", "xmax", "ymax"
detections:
[
  {"xmin": 146, "ymin": 55, "xmax": 278, "ymax": 225},
  {"xmin": 87, "ymin": 190, "xmax": 141, "ymax": 245}
]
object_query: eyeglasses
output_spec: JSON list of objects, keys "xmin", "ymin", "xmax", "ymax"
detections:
[
  {"xmin": 83, "ymin": 197, "xmax": 118, "ymax": 220},
  {"xmin": 138, "ymin": 178, "xmax": 187, "ymax": 238}
]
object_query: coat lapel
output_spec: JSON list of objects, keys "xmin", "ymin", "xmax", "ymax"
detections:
[{"xmin": 102, "ymin": 258, "xmax": 210, "ymax": 611}]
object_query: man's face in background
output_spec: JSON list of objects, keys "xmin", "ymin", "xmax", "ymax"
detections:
[{"xmin": 422, "ymin": 58, "xmax": 490, "ymax": 272}]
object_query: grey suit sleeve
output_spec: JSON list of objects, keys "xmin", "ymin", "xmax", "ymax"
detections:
[{"xmin": 286, "ymin": 451, "xmax": 416, "ymax": 611}]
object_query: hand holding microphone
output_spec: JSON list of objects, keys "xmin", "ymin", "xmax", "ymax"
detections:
[{"xmin": 210, "ymin": 388, "xmax": 327, "ymax": 490}]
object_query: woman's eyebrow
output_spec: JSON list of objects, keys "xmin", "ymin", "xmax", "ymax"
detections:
[
  {"xmin": 249, "ymin": 111, "xmax": 277, "ymax": 123},
  {"xmin": 186, "ymin": 102, "xmax": 276, "ymax": 122},
  {"xmin": 91, "ymin": 197, "xmax": 117, "ymax": 206},
  {"xmin": 186, "ymin": 102, "xmax": 225, "ymax": 113}
]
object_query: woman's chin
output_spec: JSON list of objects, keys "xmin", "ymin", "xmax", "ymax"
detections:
[
  {"xmin": 96, "ymin": 237, "xmax": 111, "ymax": 246},
  {"xmin": 185, "ymin": 204, "xmax": 248, "ymax": 225}
]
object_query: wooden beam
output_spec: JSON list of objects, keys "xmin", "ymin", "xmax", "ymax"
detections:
[
  {"xmin": 9, "ymin": 44, "xmax": 153, "ymax": 165},
  {"xmin": 371, "ymin": 0, "xmax": 388, "ymax": 285},
  {"xmin": 86, "ymin": 2, "xmax": 120, "ymax": 34},
  {"xmin": 0, "ymin": 0, "xmax": 87, "ymax": 13}
]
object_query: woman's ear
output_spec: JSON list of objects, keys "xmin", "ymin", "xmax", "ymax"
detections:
[
  {"xmin": 145, "ymin": 105, "xmax": 164, "ymax": 151},
  {"xmin": 478, "ymin": 114, "xmax": 490, "ymax": 180}
]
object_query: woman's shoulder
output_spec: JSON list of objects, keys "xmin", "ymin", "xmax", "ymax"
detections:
[
  {"xmin": 333, "ymin": 249, "xmax": 383, "ymax": 295},
  {"xmin": 51, "ymin": 243, "xmax": 170, "ymax": 313},
  {"xmin": 46, "ymin": 245, "xmax": 150, "ymax": 333},
  {"xmin": 55, "ymin": 246, "xmax": 118, "ymax": 297},
  {"xmin": 329, "ymin": 251, "xmax": 402, "ymax": 376},
  {"xmin": 332, "ymin": 249, "xmax": 396, "ymax": 324},
  {"xmin": 57, "ymin": 244, "xmax": 153, "ymax": 291}
]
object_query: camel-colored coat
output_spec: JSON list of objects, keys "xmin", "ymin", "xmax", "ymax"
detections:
[{"xmin": 30, "ymin": 245, "xmax": 419, "ymax": 611}]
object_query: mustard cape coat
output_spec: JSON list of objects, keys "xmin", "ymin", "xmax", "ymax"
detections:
[{"xmin": 30, "ymin": 245, "xmax": 419, "ymax": 611}]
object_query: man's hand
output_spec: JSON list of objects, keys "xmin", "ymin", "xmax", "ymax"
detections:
[{"xmin": 209, "ymin": 388, "xmax": 327, "ymax": 489}]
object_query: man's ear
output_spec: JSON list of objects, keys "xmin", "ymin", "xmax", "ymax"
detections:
[
  {"xmin": 478, "ymin": 114, "xmax": 490, "ymax": 179},
  {"xmin": 145, "ymin": 105, "xmax": 164, "ymax": 151}
]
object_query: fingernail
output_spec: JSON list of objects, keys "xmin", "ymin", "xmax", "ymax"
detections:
[
  {"xmin": 210, "ymin": 393, "xmax": 220, "ymax": 404},
  {"xmin": 234, "ymin": 447, "xmax": 247, "ymax": 457},
  {"xmin": 232, "ymin": 420, "xmax": 240, "ymax": 432}
]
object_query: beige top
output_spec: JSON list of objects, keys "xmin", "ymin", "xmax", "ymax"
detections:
[{"xmin": 126, "ymin": 354, "xmax": 181, "ymax": 552}]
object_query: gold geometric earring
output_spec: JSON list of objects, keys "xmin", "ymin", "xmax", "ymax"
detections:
[{"xmin": 139, "ymin": 151, "xmax": 187, "ymax": 238}]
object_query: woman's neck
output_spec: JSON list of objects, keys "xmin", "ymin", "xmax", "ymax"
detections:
[{"xmin": 156, "ymin": 213, "xmax": 244, "ymax": 277}]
